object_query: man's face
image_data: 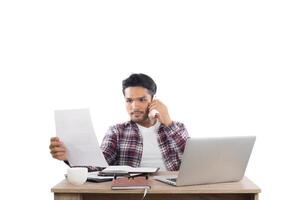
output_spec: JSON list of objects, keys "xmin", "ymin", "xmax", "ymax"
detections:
[{"xmin": 124, "ymin": 86, "xmax": 153, "ymax": 123}]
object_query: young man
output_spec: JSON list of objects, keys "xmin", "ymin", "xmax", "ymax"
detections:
[{"xmin": 50, "ymin": 73, "xmax": 189, "ymax": 171}]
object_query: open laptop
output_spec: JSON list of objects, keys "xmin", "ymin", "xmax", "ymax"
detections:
[{"xmin": 154, "ymin": 136, "xmax": 256, "ymax": 186}]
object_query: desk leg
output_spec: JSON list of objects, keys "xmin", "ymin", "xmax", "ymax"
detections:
[
  {"xmin": 54, "ymin": 193, "xmax": 82, "ymax": 200},
  {"xmin": 254, "ymin": 193, "xmax": 259, "ymax": 200}
]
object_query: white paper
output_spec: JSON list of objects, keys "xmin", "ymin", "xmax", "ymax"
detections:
[
  {"xmin": 88, "ymin": 172, "xmax": 114, "ymax": 179},
  {"xmin": 102, "ymin": 165, "xmax": 159, "ymax": 173},
  {"xmin": 55, "ymin": 108, "xmax": 108, "ymax": 167}
]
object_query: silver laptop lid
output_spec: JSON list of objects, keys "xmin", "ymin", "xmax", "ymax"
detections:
[{"xmin": 176, "ymin": 136, "xmax": 256, "ymax": 186}]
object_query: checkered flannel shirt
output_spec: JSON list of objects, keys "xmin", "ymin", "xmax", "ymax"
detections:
[{"xmin": 100, "ymin": 120, "xmax": 189, "ymax": 171}]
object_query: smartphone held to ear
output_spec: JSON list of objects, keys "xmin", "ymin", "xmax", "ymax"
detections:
[{"xmin": 148, "ymin": 109, "xmax": 159, "ymax": 119}]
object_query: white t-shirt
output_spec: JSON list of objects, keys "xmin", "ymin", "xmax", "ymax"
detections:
[{"xmin": 136, "ymin": 121, "xmax": 167, "ymax": 171}]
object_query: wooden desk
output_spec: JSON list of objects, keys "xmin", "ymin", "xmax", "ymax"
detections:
[{"xmin": 51, "ymin": 172, "xmax": 261, "ymax": 200}]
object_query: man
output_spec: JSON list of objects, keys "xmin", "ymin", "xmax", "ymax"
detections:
[{"xmin": 50, "ymin": 73, "xmax": 189, "ymax": 171}]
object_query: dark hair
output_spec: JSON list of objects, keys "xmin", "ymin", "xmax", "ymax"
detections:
[{"xmin": 122, "ymin": 73, "xmax": 157, "ymax": 97}]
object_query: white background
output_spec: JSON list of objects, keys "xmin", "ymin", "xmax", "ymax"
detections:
[{"xmin": 0, "ymin": 1, "xmax": 294, "ymax": 199}]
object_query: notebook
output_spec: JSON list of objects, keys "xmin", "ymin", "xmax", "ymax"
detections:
[
  {"xmin": 111, "ymin": 176, "xmax": 151, "ymax": 190},
  {"xmin": 101, "ymin": 165, "xmax": 159, "ymax": 175}
]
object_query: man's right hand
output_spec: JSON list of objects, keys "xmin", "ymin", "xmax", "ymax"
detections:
[{"xmin": 49, "ymin": 137, "xmax": 67, "ymax": 161}]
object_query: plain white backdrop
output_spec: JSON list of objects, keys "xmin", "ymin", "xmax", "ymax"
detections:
[{"xmin": 0, "ymin": 1, "xmax": 294, "ymax": 199}]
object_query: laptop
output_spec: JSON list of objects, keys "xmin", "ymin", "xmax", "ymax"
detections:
[{"xmin": 154, "ymin": 136, "xmax": 256, "ymax": 186}]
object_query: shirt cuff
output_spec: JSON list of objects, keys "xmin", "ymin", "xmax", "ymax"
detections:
[{"xmin": 163, "ymin": 121, "xmax": 178, "ymax": 132}]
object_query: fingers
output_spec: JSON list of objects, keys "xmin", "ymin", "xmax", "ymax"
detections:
[
  {"xmin": 50, "ymin": 146, "xmax": 66, "ymax": 154},
  {"xmin": 52, "ymin": 152, "xmax": 66, "ymax": 160},
  {"xmin": 49, "ymin": 141, "xmax": 63, "ymax": 149},
  {"xmin": 149, "ymin": 100, "xmax": 166, "ymax": 113},
  {"xmin": 50, "ymin": 137, "xmax": 60, "ymax": 142},
  {"xmin": 148, "ymin": 99, "xmax": 172, "ymax": 126},
  {"xmin": 50, "ymin": 145, "xmax": 67, "ymax": 160},
  {"xmin": 49, "ymin": 137, "xmax": 64, "ymax": 149},
  {"xmin": 149, "ymin": 104, "xmax": 158, "ymax": 111},
  {"xmin": 50, "ymin": 136, "xmax": 67, "ymax": 160},
  {"xmin": 149, "ymin": 99, "xmax": 162, "ymax": 108},
  {"xmin": 149, "ymin": 101, "xmax": 159, "ymax": 111}
]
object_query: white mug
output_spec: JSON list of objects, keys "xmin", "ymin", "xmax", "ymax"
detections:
[{"xmin": 67, "ymin": 167, "xmax": 88, "ymax": 185}]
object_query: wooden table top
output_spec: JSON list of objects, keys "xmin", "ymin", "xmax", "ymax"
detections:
[{"xmin": 52, "ymin": 172, "xmax": 261, "ymax": 194}]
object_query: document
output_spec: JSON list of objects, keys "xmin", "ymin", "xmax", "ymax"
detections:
[
  {"xmin": 101, "ymin": 165, "xmax": 159, "ymax": 175},
  {"xmin": 55, "ymin": 108, "xmax": 108, "ymax": 167},
  {"xmin": 87, "ymin": 172, "xmax": 113, "ymax": 182}
]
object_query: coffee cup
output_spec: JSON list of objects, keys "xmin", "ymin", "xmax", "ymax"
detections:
[{"xmin": 67, "ymin": 167, "xmax": 88, "ymax": 185}]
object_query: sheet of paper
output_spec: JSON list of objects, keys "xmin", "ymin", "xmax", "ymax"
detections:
[
  {"xmin": 55, "ymin": 108, "xmax": 108, "ymax": 167},
  {"xmin": 88, "ymin": 172, "xmax": 114, "ymax": 179},
  {"xmin": 102, "ymin": 165, "xmax": 159, "ymax": 173}
]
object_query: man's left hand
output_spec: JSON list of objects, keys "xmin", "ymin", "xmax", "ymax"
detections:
[{"xmin": 149, "ymin": 99, "xmax": 173, "ymax": 127}]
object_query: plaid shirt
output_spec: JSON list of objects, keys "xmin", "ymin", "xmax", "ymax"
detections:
[{"xmin": 101, "ymin": 120, "xmax": 189, "ymax": 171}]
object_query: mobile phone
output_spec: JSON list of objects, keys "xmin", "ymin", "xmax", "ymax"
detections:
[{"xmin": 148, "ymin": 109, "xmax": 159, "ymax": 119}]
